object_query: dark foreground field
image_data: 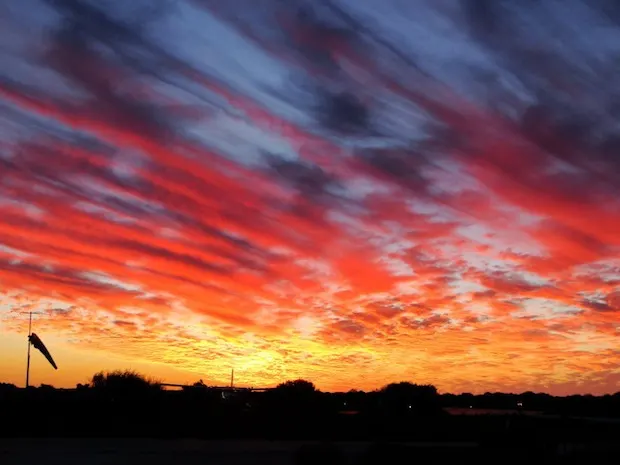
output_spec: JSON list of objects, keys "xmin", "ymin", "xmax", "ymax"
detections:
[
  {"xmin": 1, "ymin": 438, "xmax": 619, "ymax": 465},
  {"xmin": 2, "ymin": 382, "xmax": 619, "ymax": 464}
]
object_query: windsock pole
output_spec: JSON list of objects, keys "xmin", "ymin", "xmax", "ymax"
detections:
[{"xmin": 26, "ymin": 312, "xmax": 32, "ymax": 388}]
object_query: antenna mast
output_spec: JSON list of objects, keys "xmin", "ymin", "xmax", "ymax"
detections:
[{"xmin": 25, "ymin": 312, "xmax": 32, "ymax": 388}]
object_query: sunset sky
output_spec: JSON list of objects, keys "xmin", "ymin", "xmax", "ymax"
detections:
[{"xmin": 1, "ymin": 0, "xmax": 619, "ymax": 395}]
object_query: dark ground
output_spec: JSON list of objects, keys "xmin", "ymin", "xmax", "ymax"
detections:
[
  {"xmin": 1, "ymin": 438, "xmax": 619, "ymax": 465},
  {"xmin": 2, "ymin": 383, "xmax": 619, "ymax": 464}
]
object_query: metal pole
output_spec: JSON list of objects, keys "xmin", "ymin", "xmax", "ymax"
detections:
[
  {"xmin": 230, "ymin": 368, "xmax": 234, "ymax": 388},
  {"xmin": 26, "ymin": 312, "xmax": 32, "ymax": 388}
]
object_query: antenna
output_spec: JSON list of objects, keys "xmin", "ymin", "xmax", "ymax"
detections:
[{"xmin": 25, "ymin": 312, "xmax": 32, "ymax": 388}]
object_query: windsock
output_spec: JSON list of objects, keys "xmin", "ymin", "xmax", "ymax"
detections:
[{"xmin": 29, "ymin": 333, "xmax": 58, "ymax": 370}]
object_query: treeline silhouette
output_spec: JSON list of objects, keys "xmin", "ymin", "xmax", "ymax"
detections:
[{"xmin": 1, "ymin": 371, "xmax": 619, "ymax": 446}]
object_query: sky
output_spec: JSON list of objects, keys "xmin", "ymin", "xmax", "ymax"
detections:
[{"xmin": 0, "ymin": 0, "xmax": 619, "ymax": 395}]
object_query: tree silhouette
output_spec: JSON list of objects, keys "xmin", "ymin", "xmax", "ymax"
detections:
[
  {"xmin": 275, "ymin": 379, "xmax": 317, "ymax": 395},
  {"xmin": 1, "ymin": 369, "xmax": 620, "ymax": 441},
  {"xmin": 269, "ymin": 379, "xmax": 319, "ymax": 415},
  {"xmin": 379, "ymin": 382, "xmax": 440, "ymax": 416}
]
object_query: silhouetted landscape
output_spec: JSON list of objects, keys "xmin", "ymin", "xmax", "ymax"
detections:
[
  {"xmin": 2, "ymin": 372, "xmax": 620, "ymax": 463},
  {"xmin": 2, "ymin": 0, "xmax": 620, "ymax": 463}
]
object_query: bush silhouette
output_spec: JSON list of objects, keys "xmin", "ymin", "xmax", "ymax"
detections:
[{"xmin": 91, "ymin": 370, "xmax": 161, "ymax": 396}]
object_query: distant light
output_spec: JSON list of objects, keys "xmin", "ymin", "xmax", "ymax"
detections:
[
  {"xmin": 408, "ymin": 405, "xmax": 412, "ymax": 409},
  {"xmin": 469, "ymin": 405, "xmax": 473, "ymax": 409},
  {"xmin": 344, "ymin": 402, "xmax": 347, "ymax": 406},
  {"xmin": 517, "ymin": 402, "xmax": 523, "ymax": 408}
]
